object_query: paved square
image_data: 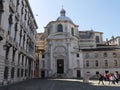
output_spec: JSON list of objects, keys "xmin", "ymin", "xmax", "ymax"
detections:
[{"xmin": 0, "ymin": 79, "xmax": 120, "ymax": 90}]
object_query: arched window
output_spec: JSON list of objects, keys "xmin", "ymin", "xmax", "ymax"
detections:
[
  {"xmin": 96, "ymin": 36, "xmax": 100, "ymax": 43},
  {"xmin": 57, "ymin": 24, "xmax": 63, "ymax": 32},
  {"xmin": 71, "ymin": 28, "xmax": 74, "ymax": 36}
]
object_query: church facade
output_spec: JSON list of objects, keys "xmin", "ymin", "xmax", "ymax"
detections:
[{"xmin": 36, "ymin": 9, "xmax": 120, "ymax": 78}]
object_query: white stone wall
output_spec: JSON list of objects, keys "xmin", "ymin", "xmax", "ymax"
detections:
[{"xmin": 0, "ymin": 0, "xmax": 37, "ymax": 85}]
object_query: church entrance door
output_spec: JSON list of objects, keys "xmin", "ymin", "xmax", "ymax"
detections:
[{"xmin": 57, "ymin": 59, "xmax": 64, "ymax": 74}]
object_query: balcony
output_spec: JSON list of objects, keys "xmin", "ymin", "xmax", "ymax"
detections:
[
  {"xmin": 14, "ymin": 41, "xmax": 18, "ymax": 49},
  {"xmin": 6, "ymin": 36, "xmax": 13, "ymax": 45},
  {"xmin": 15, "ymin": 12, "xmax": 20, "ymax": 21},
  {"xmin": 20, "ymin": 46, "xmax": 26, "ymax": 55}
]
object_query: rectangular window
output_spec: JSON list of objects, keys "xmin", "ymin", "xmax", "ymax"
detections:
[
  {"xmin": 11, "ymin": 67, "xmax": 14, "ymax": 78},
  {"xmin": 12, "ymin": 49, "xmax": 16, "ymax": 62},
  {"xmin": 25, "ymin": 58, "xmax": 27, "ymax": 66},
  {"xmin": 96, "ymin": 36, "xmax": 100, "ymax": 43},
  {"xmin": 14, "ymin": 23, "xmax": 18, "ymax": 41},
  {"xmin": 8, "ymin": 23, "xmax": 12, "ymax": 34},
  {"xmin": 42, "ymin": 61, "xmax": 45, "ymax": 68},
  {"xmin": 48, "ymin": 29, "xmax": 50, "ymax": 35},
  {"xmin": 113, "ymin": 53, "xmax": 117, "ymax": 58},
  {"xmin": 4, "ymin": 66, "xmax": 9, "ymax": 79},
  {"xmin": 114, "ymin": 60, "xmax": 118, "ymax": 66},
  {"xmin": 18, "ymin": 54, "xmax": 20, "ymax": 65},
  {"xmin": 105, "ymin": 60, "xmax": 108, "ymax": 67},
  {"xmin": 5, "ymin": 47, "xmax": 10, "ymax": 60},
  {"xmin": 76, "ymin": 53, "xmax": 79, "ymax": 57},
  {"xmin": 19, "ymin": 29, "xmax": 22, "ymax": 46},
  {"xmin": 17, "ymin": 68, "xmax": 20, "ymax": 77},
  {"xmin": 25, "ymin": 69, "xmax": 27, "ymax": 77},
  {"xmin": 42, "ymin": 54, "xmax": 45, "ymax": 58},
  {"xmin": 21, "ymin": 69, "xmax": 24, "ymax": 77},
  {"xmin": 104, "ymin": 53, "xmax": 107, "ymax": 57},
  {"xmin": 71, "ymin": 28, "xmax": 74, "ymax": 36},
  {"xmin": 86, "ymin": 60, "xmax": 89, "ymax": 67},
  {"xmin": 22, "ymin": 55, "xmax": 24, "ymax": 65},
  {"xmin": 95, "ymin": 60, "xmax": 98, "ymax": 67},
  {"xmin": 8, "ymin": 14, "xmax": 13, "ymax": 34}
]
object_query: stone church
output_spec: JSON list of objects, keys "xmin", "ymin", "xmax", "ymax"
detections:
[{"xmin": 35, "ymin": 8, "xmax": 120, "ymax": 78}]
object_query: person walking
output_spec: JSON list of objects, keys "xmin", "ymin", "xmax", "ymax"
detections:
[
  {"xmin": 97, "ymin": 73, "xmax": 104, "ymax": 85},
  {"xmin": 114, "ymin": 71, "xmax": 120, "ymax": 84},
  {"xmin": 109, "ymin": 73, "xmax": 115, "ymax": 85}
]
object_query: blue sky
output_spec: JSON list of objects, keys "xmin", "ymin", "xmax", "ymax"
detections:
[{"xmin": 29, "ymin": 0, "xmax": 120, "ymax": 40}]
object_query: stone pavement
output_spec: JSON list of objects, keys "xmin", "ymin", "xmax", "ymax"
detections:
[{"xmin": 0, "ymin": 78, "xmax": 120, "ymax": 90}]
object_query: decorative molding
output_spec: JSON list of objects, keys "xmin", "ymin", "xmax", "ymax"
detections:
[{"xmin": 9, "ymin": 0, "xmax": 15, "ymax": 13}]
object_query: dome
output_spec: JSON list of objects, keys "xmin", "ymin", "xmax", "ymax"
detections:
[{"xmin": 57, "ymin": 8, "xmax": 73, "ymax": 23}]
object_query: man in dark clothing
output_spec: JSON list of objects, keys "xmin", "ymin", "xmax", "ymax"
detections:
[
  {"xmin": 114, "ymin": 71, "xmax": 120, "ymax": 84},
  {"xmin": 96, "ymin": 73, "xmax": 104, "ymax": 85}
]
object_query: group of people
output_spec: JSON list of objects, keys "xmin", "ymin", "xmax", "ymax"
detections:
[{"xmin": 96, "ymin": 71, "xmax": 120, "ymax": 85}]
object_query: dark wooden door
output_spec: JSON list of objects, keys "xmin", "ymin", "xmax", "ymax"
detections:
[
  {"xmin": 57, "ymin": 59, "xmax": 64, "ymax": 74},
  {"xmin": 77, "ymin": 70, "xmax": 81, "ymax": 77},
  {"xmin": 41, "ymin": 70, "xmax": 45, "ymax": 78}
]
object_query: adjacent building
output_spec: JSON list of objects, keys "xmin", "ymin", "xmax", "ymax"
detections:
[
  {"xmin": 36, "ymin": 8, "xmax": 120, "ymax": 78},
  {"xmin": 0, "ymin": 0, "xmax": 38, "ymax": 85}
]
